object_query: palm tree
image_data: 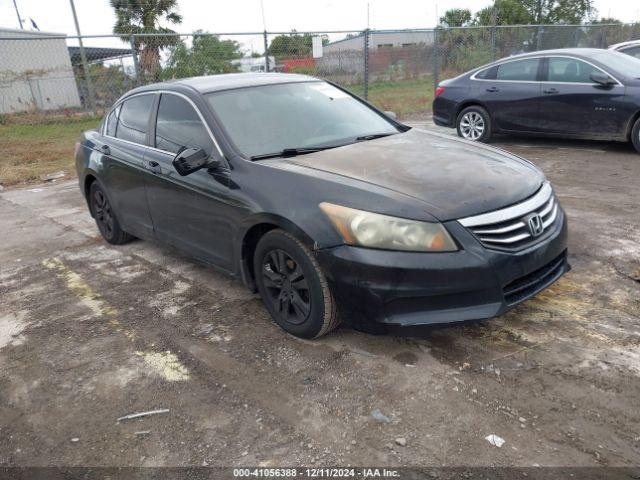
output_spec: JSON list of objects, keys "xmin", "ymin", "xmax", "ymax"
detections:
[{"xmin": 111, "ymin": 0, "xmax": 182, "ymax": 81}]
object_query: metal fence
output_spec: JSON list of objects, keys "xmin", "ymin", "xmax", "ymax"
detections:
[{"xmin": 1, "ymin": 23, "xmax": 639, "ymax": 122}]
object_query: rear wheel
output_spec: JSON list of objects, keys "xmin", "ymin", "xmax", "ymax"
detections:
[
  {"xmin": 632, "ymin": 117, "xmax": 640, "ymax": 154},
  {"xmin": 88, "ymin": 181, "xmax": 134, "ymax": 245},
  {"xmin": 456, "ymin": 106, "xmax": 492, "ymax": 143},
  {"xmin": 254, "ymin": 229, "xmax": 340, "ymax": 339}
]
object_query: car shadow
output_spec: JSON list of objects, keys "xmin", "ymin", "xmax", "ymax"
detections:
[{"xmin": 490, "ymin": 134, "xmax": 637, "ymax": 154}]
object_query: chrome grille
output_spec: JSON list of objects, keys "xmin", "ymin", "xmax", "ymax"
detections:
[{"xmin": 459, "ymin": 182, "xmax": 560, "ymax": 251}]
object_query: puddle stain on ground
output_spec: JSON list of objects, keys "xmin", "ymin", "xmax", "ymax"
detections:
[
  {"xmin": 135, "ymin": 351, "xmax": 190, "ymax": 382},
  {"xmin": 0, "ymin": 311, "xmax": 28, "ymax": 349},
  {"xmin": 42, "ymin": 257, "xmax": 191, "ymax": 382}
]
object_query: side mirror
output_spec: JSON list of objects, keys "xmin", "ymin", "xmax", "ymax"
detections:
[
  {"xmin": 172, "ymin": 148, "xmax": 209, "ymax": 176},
  {"xmin": 384, "ymin": 110, "xmax": 397, "ymax": 120},
  {"xmin": 590, "ymin": 72, "xmax": 616, "ymax": 87}
]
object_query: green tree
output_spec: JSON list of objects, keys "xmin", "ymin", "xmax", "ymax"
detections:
[
  {"xmin": 474, "ymin": 0, "xmax": 533, "ymax": 26},
  {"xmin": 162, "ymin": 32, "xmax": 243, "ymax": 79},
  {"xmin": 268, "ymin": 32, "xmax": 328, "ymax": 59},
  {"xmin": 590, "ymin": 17, "xmax": 622, "ymax": 25},
  {"xmin": 473, "ymin": 0, "xmax": 594, "ymax": 26},
  {"xmin": 439, "ymin": 8, "xmax": 473, "ymax": 27},
  {"xmin": 110, "ymin": 0, "xmax": 182, "ymax": 81}
]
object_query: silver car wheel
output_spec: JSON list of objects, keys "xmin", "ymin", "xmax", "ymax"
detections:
[{"xmin": 460, "ymin": 112, "xmax": 485, "ymax": 141}]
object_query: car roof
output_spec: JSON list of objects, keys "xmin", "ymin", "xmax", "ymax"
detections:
[
  {"xmin": 129, "ymin": 72, "xmax": 319, "ymax": 96},
  {"xmin": 608, "ymin": 39, "xmax": 640, "ymax": 50},
  {"xmin": 499, "ymin": 48, "xmax": 613, "ymax": 61}
]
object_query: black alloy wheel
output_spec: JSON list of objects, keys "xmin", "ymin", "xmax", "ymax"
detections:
[
  {"xmin": 253, "ymin": 229, "xmax": 340, "ymax": 338},
  {"xmin": 261, "ymin": 249, "xmax": 311, "ymax": 325},
  {"xmin": 89, "ymin": 181, "xmax": 133, "ymax": 245}
]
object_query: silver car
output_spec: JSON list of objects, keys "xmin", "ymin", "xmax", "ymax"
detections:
[{"xmin": 609, "ymin": 40, "xmax": 640, "ymax": 59}]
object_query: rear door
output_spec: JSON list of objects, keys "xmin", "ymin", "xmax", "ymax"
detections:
[
  {"xmin": 537, "ymin": 56, "xmax": 627, "ymax": 136},
  {"xmin": 471, "ymin": 57, "xmax": 542, "ymax": 133},
  {"xmin": 143, "ymin": 92, "xmax": 237, "ymax": 271},
  {"xmin": 100, "ymin": 93, "xmax": 155, "ymax": 238}
]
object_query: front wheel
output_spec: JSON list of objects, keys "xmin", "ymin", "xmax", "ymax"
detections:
[
  {"xmin": 254, "ymin": 229, "xmax": 340, "ymax": 339},
  {"xmin": 456, "ymin": 106, "xmax": 492, "ymax": 142},
  {"xmin": 632, "ymin": 117, "xmax": 640, "ymax": 154}
]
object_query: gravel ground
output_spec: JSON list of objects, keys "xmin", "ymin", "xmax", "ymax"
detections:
[{"xmin": 0, "ymin": 120, "xmax": 639, "ymax": 469}]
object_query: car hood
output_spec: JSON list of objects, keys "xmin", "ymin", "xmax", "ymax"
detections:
[{"xmin": 288, "ymin": 129, "xmax": 545, "ymax": 221}]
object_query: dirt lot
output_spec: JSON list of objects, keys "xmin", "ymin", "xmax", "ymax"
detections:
[{"xmin": 0, "ymin": 120, "xmax": 639, "ymax": 470}]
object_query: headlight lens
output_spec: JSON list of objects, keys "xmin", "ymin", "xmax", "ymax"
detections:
[{"xmin": 319, "ymin": 202, "xmax": 458, "ymax": 252}]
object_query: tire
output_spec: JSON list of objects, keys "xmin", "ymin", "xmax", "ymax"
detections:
[
  {"xmin": 88, "ymin": 181, "xmax": 134, "ymax": 245},
  {"xmin": 253, "ymin": 229, "xmax": 340, "ymax": 339},
  {"xmin": 632, "ymin": 117, "xmax": 640, "ymax": 154},
  {"xmin": 456, "ymin": 105, "xmax": 492, "ymax": 143}
]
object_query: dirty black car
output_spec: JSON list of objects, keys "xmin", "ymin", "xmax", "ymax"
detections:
[
  {"xmin": 76, "ymin": 73, "xmax": 569, "ymax": 339},
  {"xmin": 433, "ymin": 48, "xmax": 640, "ymax": 153}
]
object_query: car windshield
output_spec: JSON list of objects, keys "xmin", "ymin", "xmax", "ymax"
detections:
[
  {"xmin": 205, "ymin": 81, "xmax": 399, "ymax": 158},
  {"xmin": 591, "ymin": 50, "xmax": 640, "ymax": 78}
]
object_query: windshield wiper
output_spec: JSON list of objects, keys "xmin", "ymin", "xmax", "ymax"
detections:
[
  {"xmin": 250, "ymin": 146, "xmax": 339, "ymax": 161},
  {"xmin": 355, "ymin": 133, "xmax": 396, "ymax": 141}
]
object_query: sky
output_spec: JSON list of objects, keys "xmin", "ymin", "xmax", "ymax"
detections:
[{"xmin": 1, "ymin": 0, "xmax": 639, "ymax": 52}]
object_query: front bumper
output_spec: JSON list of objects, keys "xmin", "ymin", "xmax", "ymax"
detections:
[{"xmin": 315, "ymin": 207, "xmax": 569, "ymax": 328}]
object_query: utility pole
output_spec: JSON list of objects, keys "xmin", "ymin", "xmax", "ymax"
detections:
[
  {"xmin": 12, "ymin": 0, "xmax": 24, "ymax": 29},
  {"xmin": 69, "ymin": 0, "xmax": 95, "ymax": 112}
]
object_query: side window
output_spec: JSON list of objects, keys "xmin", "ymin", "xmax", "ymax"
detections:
[
  {"xmin": 155, "ymin": 94, "xmax": 213, "ymax": 155},
  {"xmin": 116, "ymin": 95, "xmax": 154, "ymax": 144},
  {"xmin": 496, "ymin": 58, "xmax": 540, "ymax": 81},
  {"xmin": 105, "ymin": 105, "xmax": 120, "ymax": 137},
  {"xmin": 621, "ymin": 46, "xmax": 640, "ymax": 59},
  {"xmin": 475, "ymin": 65, "xmax": 497, "ymax": 80},
  {"xmin": 547, "ymin": 57, "xmax": 600, "ymax": 83}
]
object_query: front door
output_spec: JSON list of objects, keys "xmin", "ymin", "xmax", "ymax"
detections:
[
  {"xmin": 143, "ymin": 92, "xmax": 237, "ymax": 271},
  {"xmin": 537, "ymin": 56, "xmax": 627, "ymax": 136}
]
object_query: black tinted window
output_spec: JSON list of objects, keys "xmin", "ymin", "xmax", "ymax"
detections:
[
  {"xmin": 475, "ymin": 66, "xmax": 497, "ymax": 79},
  {"xmin": 548, "ymin": 57, "xmax": 600, "ymax": 83},
  {"xmin": 155, "ymin": 94, "xmax": 213, "ymax": 155},
  {"xmin": 105, "ymin": 105, "xmax": 120, "ymax": 137},
  {"xmin": 621, "ymin": 46, "xmax": 640, "ymax": 59},
  {"xmin": 116, "ymin": 95, "xmax": 153, "ymax": 144},
  {"xmin": 496, "ymin": 58, "xmax": 539, "ymax": 81}
]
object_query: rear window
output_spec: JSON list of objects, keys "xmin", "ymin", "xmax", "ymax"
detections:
[
  {"xmin": 105, "ymin": 105, "xmax": 120, "ymax": 137},
  {"xmin": 116, "ymin": 95, "xmax": 154, "ymax": 144},
  {"xmin": 619, "ymin": 46, "xmax": 640, "ymax": 60},
  {"xmin": 591, "ymin": 50, "xmax": 640, "ymax": 78}
]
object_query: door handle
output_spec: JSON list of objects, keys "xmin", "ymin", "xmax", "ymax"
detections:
[
  {"xmin": 486, "ymin": 86, "xmax": 500, "ymax": 93},
  {"xmin": 145, "ymin": 160, "xmax": 162, "ymax": 174},
  {"xmin": 543, "ymin": 88, "xmax": 559, "ymax": 94},
  {"xmin": 100, "ymin": 145, "xmax": 111, "ymax": 155}
]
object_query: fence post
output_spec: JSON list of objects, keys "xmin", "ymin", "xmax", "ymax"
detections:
[
  {"xmin": 491, "ymin": 25, "xmax": 497, "ymax": 60},
  {"xmin": 69, "ymin": 0, "xmax": 96, "ymax": 112},
  {"xmin": 130, "ymin": 35, "xmax": 141, "ymax": 85},
  {"xmin": 573, "ymin": 27, "xmax": 580, "ymax": 47},
  {"xmin": 263, "ymin": 31, "xmax": 270, "ymax": 72},
  {"xmin": 433, "ymin": 28, "xmax": 439, "ymax": 92},
  {"xmin": 363, "ymin": 28, "xmax": 370, "ymax": 100},
  {"xmin": 536, "ymin": 25, "xmax": 545, "ymax": 51}
]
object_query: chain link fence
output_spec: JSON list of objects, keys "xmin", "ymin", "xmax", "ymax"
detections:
[{"xmin": 1, "ymin": 23, "xmax": 639, "ymax": 124}]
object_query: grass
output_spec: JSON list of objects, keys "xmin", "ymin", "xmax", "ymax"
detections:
[
  {"xmin": 349, "ymin": 76, "xmax": 435, "ymax": 118},
  {"xmin": 0, "ymin": 117, "xmax": 100, "ymax": 187}
]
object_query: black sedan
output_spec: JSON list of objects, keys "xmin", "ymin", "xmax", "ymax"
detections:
[
  {"xmin": 76, "ymin": 73, "xmax": 569, "ymax": 338},
  {"xmin": 433, "ymin": 48, "xmax": 640, "ymax": 152}
]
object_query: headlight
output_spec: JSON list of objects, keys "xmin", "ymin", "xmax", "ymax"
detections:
[{"xmin": 319, "ymin": 202, "xmax": 458, "ymax": 252}]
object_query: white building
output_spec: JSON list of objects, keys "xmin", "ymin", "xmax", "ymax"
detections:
[
  {"xmin": 231, "ymin": 56, "xmax": 276, "ymax": 73},
  {"xmin": 323, "ymin": 31, "xmax": 435, "ymax": 53},
  {"xmin": 0, "ymin": 28, "xmax": 81, "ymax": 114}
]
